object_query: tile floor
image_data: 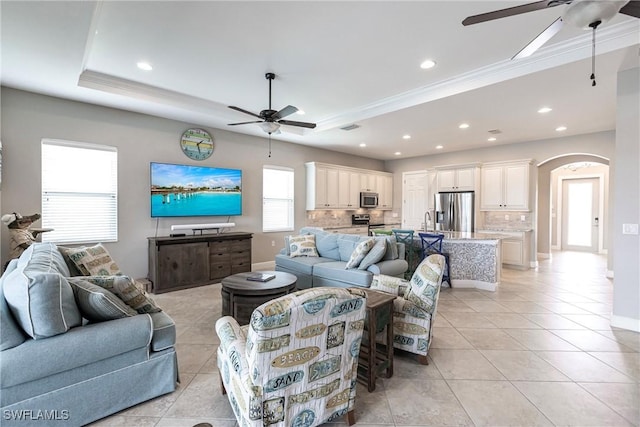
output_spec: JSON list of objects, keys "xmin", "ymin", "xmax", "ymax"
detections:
[{"xmin": 91, "ymin": 251, "xmax": 639, "ymax": 426}]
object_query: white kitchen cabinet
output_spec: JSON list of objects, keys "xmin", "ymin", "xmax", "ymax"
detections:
[
  {"xmin": 436, "ymin": 167, "xmax": 476, "ymax": 192},
  {"xmin": 376, "ymin": 174, "xmax": 393, "ymax": 209},
  {"xmin": 476, "ymin": 229, "xmax": 531, "ymax": 269},
  {"xmin": 502, "ymin": 239, "xmax": 524, "ymax": 265},
  {"xmin": 480, "ymin": 160, "xmax": 531, "ymax": 210},
  {"xmin": 306, "ymin": 162, "xmax": 393, "ymax": 210}
]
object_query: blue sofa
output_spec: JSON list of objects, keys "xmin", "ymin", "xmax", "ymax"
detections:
[
  {"xmin": 0, "ymin": 243, "xmax": 178, "ymax": 427},
  {"xmin": 275, "ymin": 227, "xmax": 408, "ymax": 289}
]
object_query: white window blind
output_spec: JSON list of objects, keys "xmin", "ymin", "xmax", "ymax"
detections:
[
  {"xmin": 41, "ymin": 140, "xmax": 118, "ymax": 244},
  {"xmin": 263, "ymin": 166, "xmax": 294, "ymax": 232}
]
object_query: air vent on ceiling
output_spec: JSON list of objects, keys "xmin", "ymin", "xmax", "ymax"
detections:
[
  {"xmin": 488, "ymin": 129, "xmax": 502, "ymax": 134},
  {"xmin": 340, "ymin": 124, "xmax": 361, "ymax": 131}
]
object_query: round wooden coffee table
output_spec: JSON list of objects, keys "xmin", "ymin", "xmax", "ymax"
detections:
[{"xmin": 221, "ymin": 271, "xmax": 297, "ymax": 325}]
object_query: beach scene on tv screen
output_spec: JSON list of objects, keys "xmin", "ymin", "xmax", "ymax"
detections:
[{"xmin": 151, "ymin": 163, "xmax": 242, "ymax": 217}]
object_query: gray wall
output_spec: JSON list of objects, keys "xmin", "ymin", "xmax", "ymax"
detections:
[
  {"xmin": 0, "ymin": 87, "xmax": 384, "ymax": 278},
  {"xmin": 612, "ymin": 66, "xmax": 640, "ymax": 330}
]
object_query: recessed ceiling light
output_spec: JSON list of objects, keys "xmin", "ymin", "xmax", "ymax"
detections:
[
  {"xmin": 420, "ymin": 59, "xmax": 436, "ymax": 69},
  {"xmin": 137, "ymin": 61, "xmax": 153, "ymax": 71},
  {"xmin": 435, "ymin": 145, "xmax": 443, "ymax": 150},
  {"xmin": 538, "ymin": 107, "xmax": 552, "ymax": 113},
  {"xmin": 402, "ymin": 134, "xmax": 411, "ymax": 140},
  {"xmin": 459, "ymin": 123, "xmax": 470, "ymax": 129},
  {"xmin": 359, "ymin": 143, "xmax": 366, "ymax": 147},
  {"xmin": 394, "ymin": 152, "xmax": 402, "ymax": 156},
  {"xmin": 488, "ymin": 137, "xmax": 497, "ymax": 142},
  {"xmin": 297, "ymin": 109, "xmax": 305, "ymax": 115},
  {"xmin": 555, "ymin": 126, "xmax": 567, "ymax": 132}
]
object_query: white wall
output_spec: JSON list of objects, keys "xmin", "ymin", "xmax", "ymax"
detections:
[{"xmin": 0, "ymin": 87, "xmax": 384, "ymax": 278}]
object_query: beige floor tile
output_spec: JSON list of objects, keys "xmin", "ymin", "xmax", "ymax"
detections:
[
  {"xmin": 385, "ymin": 378, "xmax": 474, "ymax": 425},
  {"xmin": 177, "ymin": 322, "xmax": 219, "ymax": 345},
  {"xmin": 589, "ymin": 351, "xmax": 640, "ymax": 380},
  {"xmin": 535, "ymin": 351, "xmax": 636, "ymax": 382},
  {"xmin": 432, "ymin": 312, "xmax": 452, "ymax": 327},
  {"xmin": 486, "ymin": 312, "xmax": 541, "ymax": 329},
  {"xmin": 118, "ymin": 373, "xmax": 196, "ymax": 417},
  {"xmin": 457, "ymin": 328, "xmax": 526, "ymax": 350},
  {"xmin": 561, "ymin": 313, "xmax": 614, "ymax": 330},
  {"xmin": 155, "ymin": 418, "xmax": 236, "ymax": 427},
  {"xmin": 350, "ymin": 383, "xmax": 394, "ymax": 425},
  {"xmin": 571, "ymin": 301, "xmax": 613, "ymax": 315},
  {"xmin": 462, "ymin": 299, "xmax": 513, "ymax": 313},
  {"xmin": 596, "ymin": 329, "xmax": 640, "ymax": 352},
  {"xmin": 448, "ymin": 290, "xmax": 492, "ymax": 300},
  {"xmin": 579, "ymin": 382, "xmax": 640, "ymax": 425},
  {"xmin": 522, "ymin": 313, "xmax": 587, "ymax": 330},
  {"xmin": 480, "ymin": 350, "xmax": 570, "ymax": 381},
  {"xmin": 513, "ymin": 381, "xmax": 633, "ymax": 426},
  {"xmin": 448, "ymin": 379, "xmax": 552, "ymax": 426},
  {"xmin": 436, "ymin": 299, "xmax": 476, "ymax": 312},
  {"xmin": 430, "ymin": 327, "xmax": 475, "ymax": 349},
  {"xmin": 390, "ymin": 351, "xmax": 444, "ymax": 379},
  {"xmin": 498, "ymin": 300, "xmax": 552, "ymax": 313},
  {"xmin": 429, "ymin": 348, "xmax": 505, "ymax": 380},
  {"xmin": 87, "ymin": 415, "xmax": 161, "ymax": 426},
  {"xmin": 439, "ymin": 312, "xmax": 497, "ymax": 329},
  {"xmin": 165, "ymin": 373, "xmax": 235, "ymax": 419},
  {"xmin": 504, "ymin": 329, "xmax": 581, "ymax": 351},
  {"xmin": 175, "ymin": 343, "xmax": 217, "ymax": 374},
  {"xmin": 550, "ymin": 329, "xmax": 637, "ymax": 352}
]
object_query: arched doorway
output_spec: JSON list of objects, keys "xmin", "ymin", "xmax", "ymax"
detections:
[{"xmin": 537, "ymin": 154, "xmax": 610, "ymax": 264}]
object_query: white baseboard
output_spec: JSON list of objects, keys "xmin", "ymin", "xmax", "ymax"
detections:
[
  {"xmin": 253, "ymin": 261, "xmax": 276, "ymax": 271},
  {"xmin": 606, "ymin": 270, "xmax": 614, "ymax": 279},
  {"xmin": 452, "ymin": 279, "xmax": 497, "ymax": 292},
  {"xmin": 537, "ymin": 252, "xmax": 551, "ymax": 259},
  {"xmin": 610, "ymin": 314, "xmax": 640, "ymax": 332}
]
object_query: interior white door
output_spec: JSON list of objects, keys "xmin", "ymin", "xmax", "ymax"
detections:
[
  {"xmin": 561, "ymin": 177, "xmax": 599, "ymax": 252},
  {"xmin": 402, "ymin": 171, "xmax": 428, "ymax": 229}
]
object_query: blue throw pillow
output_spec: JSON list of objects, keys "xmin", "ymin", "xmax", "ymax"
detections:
[{"xmin": 358, "ymin": 238, "xmax": 387, "ymax": 270}]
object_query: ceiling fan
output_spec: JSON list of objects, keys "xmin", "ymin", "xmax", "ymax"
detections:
[
  {"xmin": 462, "ymin": 0, "xmax": 640, "ymax": 85},
  {"xmin": 228, "ymin": 72, "xmax": 316, "ymax": 135}
]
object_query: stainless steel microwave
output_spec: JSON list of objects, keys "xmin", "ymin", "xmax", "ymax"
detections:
[{"xmin": 360, "ymin": 192, "xmax": 378, "ymax": 208}]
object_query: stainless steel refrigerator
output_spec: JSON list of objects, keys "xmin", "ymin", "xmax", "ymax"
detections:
[{"xmin": 434, "ymin": 191, "xmax": 474, "ymax": 232}]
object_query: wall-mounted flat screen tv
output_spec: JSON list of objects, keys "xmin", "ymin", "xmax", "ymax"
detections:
[{"xmin": 150, "ymin": 162, "xmax": 242, "ymax": 217}]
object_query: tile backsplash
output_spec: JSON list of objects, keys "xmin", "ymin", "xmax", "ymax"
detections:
[
  {"xmin": 481, "ymin": 211, "xmax": 533, "ymax": 230},
  {"xmin": 305, "ymin": 210, "xmax": 396, "ymax": 228}
]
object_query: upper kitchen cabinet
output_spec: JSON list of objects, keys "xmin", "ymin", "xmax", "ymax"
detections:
[
  {"xmin": 435, "ymin": 165, "xmax": 478, "ymax": 192},
  {"xmin": 306, "ymin": 162, "xmax": 393, "ymax": 210},
  {"xmin": 480, "ymin": 160, "xmax": 533, "ymax": 211}
]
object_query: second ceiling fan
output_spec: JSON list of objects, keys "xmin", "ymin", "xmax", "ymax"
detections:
[{"xmin": 228, "ymin": 73, "xmax": 316, "ymax": 135}]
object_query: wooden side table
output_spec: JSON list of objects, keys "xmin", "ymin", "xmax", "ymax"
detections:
[
  {"xmin": 357, "ymin": 288, "xmax": 396, "ymax": 392},
  {"xmin": 221, "ymin": 271, "xmax": 297, "ymax": 325}
]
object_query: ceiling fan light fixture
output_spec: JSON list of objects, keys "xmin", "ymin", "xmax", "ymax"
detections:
[
  {"xmin": 259, "ymin": 121, "xmax": 281, "ymax": 134},
  {"xmin": 563, "ymin": 0, "xmax": 627, "ymax": 29}
]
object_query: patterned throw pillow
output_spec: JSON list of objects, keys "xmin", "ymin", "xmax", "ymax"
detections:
[
  {"xmin": 74, "ymin": 276, "xmax": 162, "ymax": 314},
  {"xmin": 59, "ymin": 244, "xmax": 123, "ymax": 276},
  {"xmin": 404, "ymin": 254, "xmax": 445, "ymax": 314},
  {"xmin": 345, "ymin": 238, "xmax": 376, "ymax": 269},
  {"xmin": 358, "ymin": 237, "xmax": 387, "ymax": 270},
  {"xmin": 68, "ymin": 278, "xmax": 138, "ymax": 322},
  {"xmin": 288, "ymin": 234, "xmax": 319, "ymax": 258}
]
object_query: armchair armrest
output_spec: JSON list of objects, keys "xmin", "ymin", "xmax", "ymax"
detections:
[{"xmin": 370, "ymin": 274, "xmax": 408, "ymax": 296}]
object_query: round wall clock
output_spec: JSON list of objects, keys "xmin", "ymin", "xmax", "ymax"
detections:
[{"xmin": 180, "ymin": 128, "xmax": 214, "ymax": 160}]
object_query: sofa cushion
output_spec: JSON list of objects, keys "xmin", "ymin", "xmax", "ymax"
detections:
[
  {"xmin": 75, "ymin": 276, "xmax": 162, "ymax": 314},
  {"xmin": 358, "ymin": 237, "xmax": 387, "ymax": 270},
  {"xmin": 313, "ymin": 261, "xmax": 373, "ymax": 287},
  {"xmin": 0, "ymin": 260, "xmax": 26, "ymax": 350},
  {"xmin": 337, "ymin": 236, "xmax": 361, "ymax": 262},
  {"xmin": 315, "ymin": 233, "xmax": 340, "ymax": 259},
  {"xmin": 67, "ymin": 277, "xmax": 138, "ymax": 322},
  {"xmin": 59, "ymin": 243, "xmax": 123, "ymax": 276},
  {"xmin": 346, "ymin": 238, "xmax": 375, "ymax": 269},
  {"xmin": 382, "ymin": 235, "xmax": 399, "ymax": 260},
  {"xmin": 3, "ymin": 244, "xmax": 82, "ymax": 339},
  {"xmin": 288, "ymin": 234, "xmax": 319, "ymax": 257},
  {"xmin": 274, "ymin": 253, "xmax": 333, "ymax": 276}
]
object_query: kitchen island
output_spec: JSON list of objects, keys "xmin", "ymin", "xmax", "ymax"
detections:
[{"xmin": 383, "ymin": 230, "xmax": 505, "ymax": 291}]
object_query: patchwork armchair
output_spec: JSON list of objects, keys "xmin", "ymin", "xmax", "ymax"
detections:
[
  {"xmin": 215, "ymin": 287, "xmax": 367, "ymax": 427},
  {"xmin": 369, "ymin": 254, "xmax": 445, "ymax": 365}
]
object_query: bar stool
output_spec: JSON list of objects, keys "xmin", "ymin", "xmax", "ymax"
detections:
[
  {"xmin": 391, "ymin": 229, "xmax": 420, "ymax": 279},
  {"xmin": 418, "ymin": 232, "xmax": 451, "ymax": 287}
]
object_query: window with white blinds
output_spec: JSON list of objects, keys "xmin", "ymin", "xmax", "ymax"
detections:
[
  {"xmin": 263, "ymin": 166, "xmax": 294, "ymax": 232},
  {"xmin": 41, "ymin": 140, "xmax": 118, "ymax": 244}
]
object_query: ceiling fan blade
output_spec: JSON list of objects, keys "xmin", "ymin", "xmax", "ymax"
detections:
[
  {"xmin": 277, "ymin": 119, "xmax": 317, "ymax": 129},
  {"xmin": 512, "ymin": 17, "xmax": 564, "ymax": 60},
  {"xmin": 228, "ymin": 121, "xmax": 263, "ymax": 126},
  {"xmin": 272, "ymin": 105, "xmax": 298, "ymax": 120},
  {"xmin": 462, "ymin": 0, "xmax": 560, "ymax": 26},
  {"xmin": 228, "ymin": 105, "xmax": 262, "ymax": 119},
  {"xmin": 619, "ymin": 0, "xmax": 640, "ymax": 18}
]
